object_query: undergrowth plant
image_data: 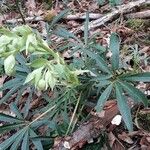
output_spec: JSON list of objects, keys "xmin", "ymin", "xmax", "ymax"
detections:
[
  {"xmin": 0, "ymin": 24, "xmax": 83, "ymax": 149},
  {"xmin": 51, "ymin": 12, "xmax": 150, "ymax": 131},
  {"xmin": 0, "ymin": 11, "xmax": 150, "ymax": 149}
]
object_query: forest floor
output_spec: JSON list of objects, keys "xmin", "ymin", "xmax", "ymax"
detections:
[{"xmin": 0, "ymin": 0, "xmax": 150, "ymax": 149}]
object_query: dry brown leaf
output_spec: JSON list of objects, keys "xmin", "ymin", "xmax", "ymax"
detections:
[
  {"xmin": 43, "ymin": 9, "xmax": 57, "ymax": 21},
  {"xmin": 108, "ymin": 132, "xmax": 125, "ymax": 150},
  {"xmin": 118, "ymin": 132, "xmax": 134, "ymax": 144},
  {"xmin": 140, "ymin": 136, "xmax": 150, "ymax": 148}
]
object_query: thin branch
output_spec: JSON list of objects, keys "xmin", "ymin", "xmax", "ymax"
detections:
[
  {"xmin": 5, "ymin": 13, "xmax": 103, "ymax": 24},
  {"xmin": 78, "ymin": 0, "xmax": 150, "ymax": 32},
  {"xmin": 15, "ymin": 0, "xmax": 26, "ymax": 24},
  {"xmin": 126, "ymin": 10, "xmax": 150, "ymax": 19}
]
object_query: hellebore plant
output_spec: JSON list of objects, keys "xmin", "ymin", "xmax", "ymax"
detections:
[{"xmin": 0, "ymin": 25, "xmax": 81, "ymax": 91}]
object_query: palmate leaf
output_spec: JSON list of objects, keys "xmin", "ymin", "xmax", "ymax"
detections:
[
  {"xmin": 10, "ymin": 102, "xmax": 24, "ymax": 119},
  {"xmin": 94, "ymin": 74, "xmax": 113, "ymax": 81},
  {"xmin": 29, "ymin": 58, "xmax": 48, "ymax": 68},
  {"xmin": 50, "ymin": 9, "xmax": 69, "ymax": 28},
  {"xmin": 0, "ymin": 113, "xmax": 24, "ymax": 123},
  {"xmin": 0, "ymin": 83, "xmax": 22, "ymax": 104},
  {"xmin": 109, "ymin": 33, "xmax": 120, "ymax": 70},
  {"xmin": 119, "ymin": 81, "xmax": 148, "ymax": 106},
  {"xmin": 15, "ymin": 54, "xmax": 30, "ymax": 73},
  {"xmin": 30, "ymin": 129, "xmax": 44, "ymax": 150},
  {"xmin": 0, "ymin": 123, "xmax": 25, "ymax": 134},
  {"xmin": 95, "ymin": 84, "xmax": 113, "ymax": 112},
  {"xmin": 0, "ymin": 121, "xmax": 43, "ymax": 150},
  {"xmin": 85, "ymin": 50, "xmax": 111, "ymax": 74},
  {"xmin": 21, "ymin": 130, "xmax": 29, "ymax": 150},
  {"xmin": 95, "ymin": 80, "xmax": 111, "ymax": 89},
  {"xmin": 9, "ymin": 128, "xmax": 27, "ymax": 150},
  {"xmin": 115, "ymin": 82, "xmax": 133, "ymax": 131},
  {"xmin": 120, "ymin": 72, "xmax": 150, "ymax": 82},
  {"xmin": 23, "ymin": 90, "xmax": 33, "ymax": 118},
  {"xmin": 55, "ymin": 27, "xmax": 81, "ymax": 43},
  {"xmin": 0, "ymin": 127, "xmax": 27, "ymax": 150},
  {"xmin": 0, "ymin": 77, "xmax": 23, "ymax": 91}
]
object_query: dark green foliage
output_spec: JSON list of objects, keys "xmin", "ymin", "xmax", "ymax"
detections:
[{"xmin": 0, "ymin": 10, "xmax": 149, "ymax": 150}]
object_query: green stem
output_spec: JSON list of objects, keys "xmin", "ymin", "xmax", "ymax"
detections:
[{"xmin": 65, "ymin": 93, "xmax": 81, "ymax": 135}]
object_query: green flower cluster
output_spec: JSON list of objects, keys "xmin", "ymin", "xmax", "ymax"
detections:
[{"xmin": 0, "ymin": 25, "xmax": 80, "ymax": 90}]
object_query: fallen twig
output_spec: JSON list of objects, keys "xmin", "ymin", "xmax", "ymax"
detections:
[
  {"xmin": 5, "ymin": 13, "xmax": 103, "ymax": 24},
  {"xmin": 5, "ymin": 16, "xmax": 43, "ymax": 24},
  {"xmin": 66, "ymin": 13, "xmax": 103, "ymax": 20},
  {"xmin": 79, "ymin": 0, "xmax": 150, "ymax": 31},
  {"xmin": 126, "ymin": 10, "xmax": 150, "ymax": 19}
]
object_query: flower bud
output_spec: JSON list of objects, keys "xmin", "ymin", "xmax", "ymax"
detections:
[{"xmin": 38, "ymin": 79, "xmax": 46, "ymax": 90}]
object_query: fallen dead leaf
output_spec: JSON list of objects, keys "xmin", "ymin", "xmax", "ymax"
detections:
[
  {"xmin": 118, "ymin": 132, "xmax": 134, "ymax": 144},
  {"xmin": 140, "ymin": 135, "xmax": 150, "ymax": 148},
  {"xmin": 108, "ymin": 132, "xmax": 125, "ymax": 150}
]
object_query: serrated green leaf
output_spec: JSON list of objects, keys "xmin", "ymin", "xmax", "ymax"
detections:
[
  {"xmin": 120, "ymin": 72, "xmax": 150, "ymax": 82},
  {"xmin": 23, "ymin": 91, "xmax": 32, "ymax": 118},
  {"xmin": 95, "ymin": 80, "xmax": 111, "ymax": 88},
  {"xmin": 109, "ymin": 33, "xmax": 120, "ymax": 70},
  {"xmin": 24, "ymin": 67, "xmax": 43, "ymax": 85},
  {"xmin": 30, "ymin": 129, "xmax": 43, "ymax": 150},
  {"xmin": 0, "ymin": 27, "xmax": 16, "ymax": 37},
  {"xmin": 48, "ymin": 74, "xmax": 57, "ymax": 90},
  {"xmin": 85, "ymin": 50, "xmax": 111, "ymax": 74},
  {"xmin": 26, "ymin": 34, "xmax": 37, "ymax": 54},
  {"xmin": 55, "ymin": 27, "xmax": 81, "ymax": 43},
  {"xmin": 0, "ymin": 113, "xmax": 23, "ymax": 123},
  {"xmin": 95, "ymin": 74, "xmax": 112, "ymax": 81},
  {"xmin": 50, "ymin": 9, "xmax": 69, "ymax": 28},
  {"xmin": 16, "ymin": 54, "xmax": 30, "ymax": 73},
  {"xmin": 0, "ymin": 128, "xmax": 26, "ymax": 150},
  {"xmin": 29, "ymin": 58, "xmax": 48, "ymax": 68},
  {"xmin": 91, "ymin": 44, "xmax": 106, "ymax": 53},
  {"xmin": 0, "ymin": 83, "xmax": 22, "ymax": 104},
  {"xmin": 0, "ymin": 78, "xmax": 23, "ymax": 91},
  {"xmin": 21, "ymin": 130, "xmax": 29, "ymax": 150},
  {"xmin": 15, "ymin": 54, "xmax": 27, "ymax": 65},
  {"xmin": 119, "ymin": 81, "xmax": 148, "ymax": 106},
  {"xmin": 10, "ymin": 103, "xmax": 24, "ymax": 119},
  {"xmin": 0, "ymin": 35, "xmax": 12, "ymax": 46},
  {"xmin": 115, "ymin": 82, "xmax": 133, "ymax": 131},
  {"xmin": 95, "ymin": 84, "xmax": 113, "ymax": 112},
  {"xmin": 15, "ymin": 85, "xmax": 28, "ymax": 104},
  {"xmin": 53, "ymin": 63, "xmax": 65, "ymax": 78},
  {"xmin": 30, "ymin": 120, "xmax": 49, "ymax": 129},
  {"xmin": 12, "ymin": 25, "xmax": 32, "ymax": 36}
]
